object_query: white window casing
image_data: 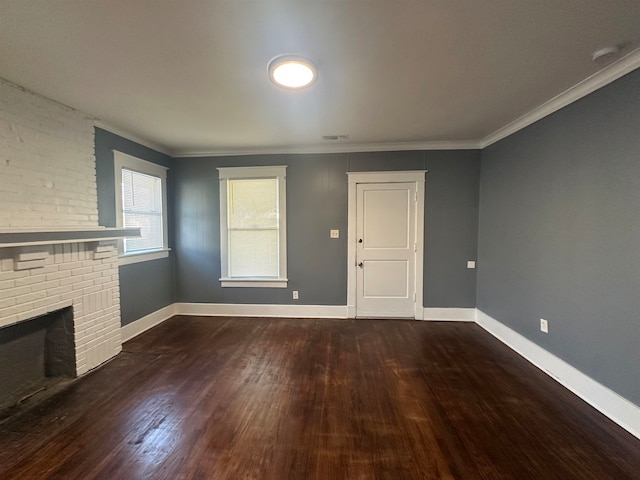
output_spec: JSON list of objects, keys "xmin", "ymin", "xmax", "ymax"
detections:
[
  {"xmin": 218, "ymin": 166, "xmax": 287, "ymax": 288},
  {"xmin": 113, "ymin": 151, "xmax": 169, "ymax": 265}
]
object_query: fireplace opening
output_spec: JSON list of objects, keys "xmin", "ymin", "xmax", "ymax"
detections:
[{"xmin": 0, "ymin": 307, "xmax": 75, "ymax": 412}]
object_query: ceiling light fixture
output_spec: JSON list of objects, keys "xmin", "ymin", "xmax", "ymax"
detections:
[{"xmin": 268, "ymin": 55, "xmax": 316, "ymax": 89}]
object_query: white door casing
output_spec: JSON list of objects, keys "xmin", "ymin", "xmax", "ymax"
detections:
[{"xmin": 347, "ymin": 171, "xmax": 426, "ymax": 319}]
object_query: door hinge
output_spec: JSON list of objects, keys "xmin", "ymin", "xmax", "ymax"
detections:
[
  {"xmin": 414, "ymin": 242, "xmax": 417, "ymax": 252},
  {"xmin": 413, "ymin": 293, "xmax": 416, "ymax": 302}
]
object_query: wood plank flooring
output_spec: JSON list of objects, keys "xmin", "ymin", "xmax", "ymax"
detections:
[{"xmin": 0, "ymin": 316, "xmax": 639, "ymax": 479}]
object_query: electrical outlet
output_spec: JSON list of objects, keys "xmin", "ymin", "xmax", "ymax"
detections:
[
  {"xmin": 540, "ymin": 318, "xmax": 549, "ymax": 333},
  {"xmin": 330, "ymin": 229, "xmax": 339, "ymax": 239},
  {"xmin": 292, "ymin": 290, "xmax": 299, "ymax": 300},
  {"xmin": 467, "ymin": 260, "xmax": 476, "ymax": 269}
]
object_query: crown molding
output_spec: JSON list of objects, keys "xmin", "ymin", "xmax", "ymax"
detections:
[
  {"xmin": 481, "ymin": 47, "xmax": 640, "ymax": 148},
  {"xmin": 94, "ymin": 120, "xmax": 174, "ymax": 157},
  {"xmin": 97, "ymin": 47, "xmax": 640, "ymax": 158},
  {"xmin": 173, "ymin": 140, "xmax": 481, "ymax": 158}
]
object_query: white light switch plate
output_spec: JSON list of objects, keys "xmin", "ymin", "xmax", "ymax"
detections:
[
  {"xmin": 540, "ymin": 318, "xmax": 549, "ymax": 333},
  {"xmin": 467, "ymin": 261, "xmax": 476, "ymax": 269},
  {"xmin": 330, "ymin": 229, "xmax": 339, "ymax": 238}
]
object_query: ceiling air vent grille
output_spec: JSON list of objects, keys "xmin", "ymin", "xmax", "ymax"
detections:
[{"xmin": 322, "ymin": 135, "xmax": 349, "ymax": 141}]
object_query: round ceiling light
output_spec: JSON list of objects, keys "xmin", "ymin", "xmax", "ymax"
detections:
[{"xmin": 268, "ymin": 55, "xmax": 316, "ymax": 89}]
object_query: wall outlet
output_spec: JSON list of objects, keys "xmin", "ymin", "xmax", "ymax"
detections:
[
  {"xmin": 292, "ymin": 290, "xmax": 299, "ymax": 300},
  {"xmin": 540, "ymin": 318, "xmax": 549, "ymax": 333},
  {"xmin": 330, "ymin": 229, "xmax": 339, "ymax": 239},
  {"xmin": 467, "ymin": 260, "xmax": 476, "ymax": 269}
]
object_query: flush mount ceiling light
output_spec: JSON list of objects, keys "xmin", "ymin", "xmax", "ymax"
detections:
[{"xmin": 268, "ymin": 55, "xmax": 316, "ymax": 89}]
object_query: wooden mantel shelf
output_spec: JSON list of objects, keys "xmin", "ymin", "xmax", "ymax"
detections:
[{"xmin": 0, "ymin": 228, "xmax": 141, "ymax": 248}]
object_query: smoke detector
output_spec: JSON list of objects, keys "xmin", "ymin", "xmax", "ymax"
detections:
[
  {"xmin": 322, "ymin": 135, "xmax": 349, "ymax": 141},
  {"xmin": 591, "ymin": 46, "xmax": 620, "ymax": 62}
]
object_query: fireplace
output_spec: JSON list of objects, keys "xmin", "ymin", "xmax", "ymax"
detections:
[
  {"xmin": 0, "ymin": 307, "xmax": 74, "ymax": 410},
  {"xmin": 0, "ymin": 228, "xmax": 139, "ymax": 410}
]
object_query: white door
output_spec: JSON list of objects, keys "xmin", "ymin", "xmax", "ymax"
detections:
[{"xmin": 356, "ymin": 182, "xmax": 416, "ymax": 318}]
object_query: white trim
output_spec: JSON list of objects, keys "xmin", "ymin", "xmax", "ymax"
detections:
[
  {"xmin": 118, "ymin": 249, "xmax": 170, "ymax": 266},
  {"xmin": 481, "ymin": 47, "xmax": 640, "ymax": 148},
  {"xmin": 113, "ymin": 150, "xmax": 168, "ymax": 177},
  {"xmin": 218, "ymin": 166, "xmax": 287, "ymax": 287},
  {"xmin": 99, "ymin": 49, "xmax": 640, "ymax": 159},
  {"xmin": 423, "ymin": 307, "xmax": 475, "ymax": 322},
  {"xmin": 95, "ymin": 120, "xmax": 173, "ymax": 156},
  {"xmin": 217, "ymin": 165, "xmax": 288, "ymax": 179},
  {"xmin": 347, "ymin": 170, "xmax": 429, "ymax": 184},
  {"xmin": 476, "ymin": 309, "xmax": 640, "ymax": 440},
  {"xmin": 116, "ymin": 301, "xmax": 640, "ymax": 440},
  {"xmin": 174, "ymin": 302, "xmax": 348, "ymax": 319},
  {"xmin": 347, "ymin": 171, "xmax": 426, "ymax": 320},
  {"xmin": 113, "ymin": 150, "xmax": 169, "ymax": 260},
  {"xmin": 174, "ymin": 141, "xmax": 480, "ymax": 158},
  {"xmin": 120, "ymin": 304, "xmax": 176, "ymax": 342},
  {"xmin": 219, "ymin": 279, "xmax": 287, "ymax": 288}
]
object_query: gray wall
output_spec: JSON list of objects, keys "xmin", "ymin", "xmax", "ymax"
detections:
[
  {"xmin": 477, "ymin": 69, "xmax": 640, "ymax": 405},
  {"xmin": 173, "ymin": 150, "xmax": 480, "ymax": 307},
  {"xmin": 95, "ymin": 128, "xmax": 175, "ymax": 326}
]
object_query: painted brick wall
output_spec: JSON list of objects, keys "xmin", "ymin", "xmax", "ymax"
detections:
[
  {"xmin": 0, "ymin": 241, "xmax": 121, "ymax": 375},
  {"xmin": 0, "ymin": 77, "xmax": 124, "ymax": 375},
  {"xmin": 0, "ymin": 77, "xmax": 98, "ymax": 229}
]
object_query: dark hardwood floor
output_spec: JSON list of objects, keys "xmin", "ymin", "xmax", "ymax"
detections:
[{"xmin": 0, "ymin": 316, "xmax": 639, "ymax": 479}]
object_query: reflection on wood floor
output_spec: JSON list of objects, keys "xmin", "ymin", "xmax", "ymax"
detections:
[{"xmin": 1, "ymin": 316, "xmax": 639, "ymax": 479}]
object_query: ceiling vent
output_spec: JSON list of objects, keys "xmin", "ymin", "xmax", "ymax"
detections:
[{"xmin": 322, "ymin": 135, "xmax": 349, "ymax": 141}]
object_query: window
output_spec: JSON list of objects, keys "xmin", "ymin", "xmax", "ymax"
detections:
[
  {"xmin": 218, "ymin": 166, "xmax": 287, "ymax": 287},
  {"xmin": 113, "ymin": 151, "xmax": 169, "ymax": 265}
]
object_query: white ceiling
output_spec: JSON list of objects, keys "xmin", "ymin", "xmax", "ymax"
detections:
[{"xmin": 0, "ymin": 1, "xmax": 639, "ymax": 156}]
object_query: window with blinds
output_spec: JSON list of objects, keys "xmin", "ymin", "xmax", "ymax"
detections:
[
  {"xmin": 122, "ymin": 168, "xmax": 164, "ymax": 254},
  {"xmin": 227, "ymin": 178, "xmax": 279, "ymax": 277},
  {"xmin": 218, "ymin": 166, "xmax": 287, "ymax": 288},
  {"xmin": 113, "ymin": 150, "xmax": 169, "ymax": 265}
]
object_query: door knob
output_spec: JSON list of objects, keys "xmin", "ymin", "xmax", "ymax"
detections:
[
  {"xmin": 358, "ymin": 262, "xmax": 363, "ymax": 267},
  {"xmin": 358, "ymin": 239, "xmax": 363, "ymax": 243}
]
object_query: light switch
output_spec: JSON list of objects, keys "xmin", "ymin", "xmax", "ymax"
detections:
[
  {"xmin": 330, "ymin": 229, "xmax": 339, "ymax": 239},
  {"xmin": 467, "ymin": 261, "xmax": 476, "ymax": 269}
]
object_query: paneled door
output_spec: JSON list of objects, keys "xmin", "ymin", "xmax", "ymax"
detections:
[{"xmin": 356, "ymin": 182, "xmax": 417, "ymax": 318}]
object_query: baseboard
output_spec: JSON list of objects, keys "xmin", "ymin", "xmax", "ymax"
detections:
[
  {"xmin": 118, "ymin": 301, "xmax": 640, "ymax": 440},
  {"xmin": 476, "ymin": 309, "xmax": 640, "ymax": 440},
  {"xmin": 423, "ymin": 307, "xmax": 476, "ymax": 322},
  {"xmin": 174, "ymin": 302, "xmax": 349, "ymax": 319},
  {"xmin": 120, "ymin": 304, "xmax": 176, "ymax": 342}
]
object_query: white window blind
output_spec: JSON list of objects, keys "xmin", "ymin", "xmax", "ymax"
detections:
[
  {"xmin": 227, "ymin": 178, "xmax": 280, "ymax": 277},
  {"xmin": 122, "ymin": 168, "xmax": 164, "ymax": 254},
  {"xmin": 218, "ymin": 165, "xmax": 287, "ymax": 288}
]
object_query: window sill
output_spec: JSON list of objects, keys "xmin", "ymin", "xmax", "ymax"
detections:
[
  {"xmin": 220, "ymin": 278, "xmax": 288, "ymax": 288},
  {"xmin": 119, "ymin": 249, "xmax": 170, "ymax": 266}
]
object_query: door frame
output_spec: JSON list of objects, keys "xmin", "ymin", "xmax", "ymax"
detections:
[{"xmin": 346, "ymin": 170, "xmax": 427, "ymax": 319}]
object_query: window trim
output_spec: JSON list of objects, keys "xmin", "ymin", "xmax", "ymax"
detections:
[
  {"xmin": 218, "ymin": 165, "xmax": 288, "ymax": 288},
  {"xmin": 113, "ymin": 150, "xmax": 169, "ymax": 265}
]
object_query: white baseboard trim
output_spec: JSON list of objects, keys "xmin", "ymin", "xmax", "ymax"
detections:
[
  {"xmin": 423, "ymin": 307, "xmax": 476, "ymax": 322},
  {"xmin": 120, "ymin": 304, "xmax": 176, "ymax": 342},
  {"xmin": 476, "ymin": 309, "xmax": 640, "ymax": 440},
  {"xmin": 118, "ymin": 302, "xmax": 640, "ymax": 440},
  {"xmin": 174, "ymin": 302, "xmax": 348, "ymax": 319}
]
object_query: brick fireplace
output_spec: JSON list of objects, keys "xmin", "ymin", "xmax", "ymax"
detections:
[
  {"xmin": 0, "ymin": 78, "xmax": 139, "ymax": 406},
  {"xmin": 0, "ymin": 233, "xmax": 138, "ymax": 377}
]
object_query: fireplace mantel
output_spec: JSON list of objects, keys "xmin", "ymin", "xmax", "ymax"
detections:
[
  {"xmin": 0, "ymin": 228, "xmax": 141, "ymax": 248},
  {"xmin": 0, "ymin": 227, "xmax": 135, "ymax": 375}
]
